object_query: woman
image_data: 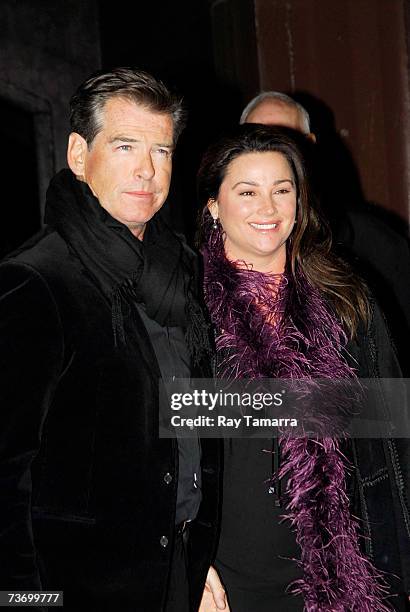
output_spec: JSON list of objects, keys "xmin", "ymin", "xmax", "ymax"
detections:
[{"xmin": 197, "ymin": 125, "xmax": 409, "ymax": 611}]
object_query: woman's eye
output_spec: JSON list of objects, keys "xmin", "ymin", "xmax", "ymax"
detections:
[
  {"xmin": 239, "ymin": 191, "xmax": 255, "ymax": 196},
  {"xmin": 274, "ymin": 188, "xmax": 291, "ymax": 194}
]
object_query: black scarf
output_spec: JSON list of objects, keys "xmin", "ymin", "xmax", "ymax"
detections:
[{"xmin": 45, "ymin": 169, "xmax": 211, "ymax": 364}]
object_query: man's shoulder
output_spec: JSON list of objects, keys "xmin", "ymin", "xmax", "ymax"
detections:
[
  {"xmin": 1, "ymin": 226, "xmax": 68, "ymax": 265},
  {"xmin": 0, "ymin": 228, "xmax": 79, "ymax": 304},
  {"xmin": 172, "ymin": 229, "xmax": 197, "ymax": 258},
  {"xmin": 345, "ymin": 208, "xmax": 410, "ymax": 255},
  {"xmin": 3, "ymin": 227, "xmax": 69, "ymax": 271}
]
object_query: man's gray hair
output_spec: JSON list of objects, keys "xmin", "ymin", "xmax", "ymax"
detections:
[
  {"xmin": 240, "ymin": 91, "xmax": 311, "ymax": 134},
  {"xmin": 70, "ymin": 67, "xmax": 186, "ymax": 147}
]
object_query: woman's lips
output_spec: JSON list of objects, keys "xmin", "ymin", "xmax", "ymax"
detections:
[{"xmin": 249, "ymin": 222, "xmax": 280, "ymax": 230}]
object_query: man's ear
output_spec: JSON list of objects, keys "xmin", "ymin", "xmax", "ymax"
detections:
[
  {"xmin": 67, "ymin": 132, "xmax": 88, "ymax": 179},
  {"xmin": 307, "ymin": 132, "xmax": 316, "ymax": 144},
  {"xmin": 207, "ymin": 198, "xmax": 219, "ymax": 220}
]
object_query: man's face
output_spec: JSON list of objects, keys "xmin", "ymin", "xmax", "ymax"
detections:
[
  {"xmin": 246, "ymin": 99, "xmax": 304, "ymax": 131},
  {"xmin": 80, "ymin": 97, "xmax": 174, "ymax": 238}
]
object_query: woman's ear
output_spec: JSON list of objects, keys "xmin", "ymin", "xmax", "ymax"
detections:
[
  {"xmin": 207, "ymin": 198, "xmax": 219, "ymax": 220},
  {"xmin": 67, "ymin": 132, "xmax": 88, "ymax": 179}
]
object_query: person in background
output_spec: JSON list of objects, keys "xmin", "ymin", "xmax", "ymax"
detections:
[
  {"xmin": 197, "ymin": 124, "xmax": 410, "ymax": 611},
  {"xmin": 240, "ymin": 91, "xmax": 314, "ymax": 139},
  {"xmin": 0, "ymin": 67, "xmax": 223, "ymax": 612}
]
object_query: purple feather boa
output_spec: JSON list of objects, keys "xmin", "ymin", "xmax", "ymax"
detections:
[{"xmin": 203, "ymin": 227, "xmax": 393, "ymax": 611}]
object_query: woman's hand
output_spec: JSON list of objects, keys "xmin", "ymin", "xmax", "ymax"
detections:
[{"xmin": 198, "ymin": 566, "xmax": 230, "ymax": 611}]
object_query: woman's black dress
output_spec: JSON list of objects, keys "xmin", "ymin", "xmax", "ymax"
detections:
[{"xmin": 215, "ymin": 438, "xmax": 304, "ymax": 612}]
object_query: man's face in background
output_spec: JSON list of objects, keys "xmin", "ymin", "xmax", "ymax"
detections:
[{"xmin": 245, "ymin": 99, "xmax": 304, "ymax": 131}]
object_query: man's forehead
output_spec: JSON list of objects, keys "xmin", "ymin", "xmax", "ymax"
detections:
[
  {"xmin": 248, "ymin": 99, "xmax": 302, "ymax": 130},
  {"xmin": 99, "ymin": 97, "xmax": 174, "ymax": 138}
]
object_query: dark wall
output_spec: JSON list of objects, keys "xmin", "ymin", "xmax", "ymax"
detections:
[
  {"xmin": 0, "ymin": 0, "xmax": 257, "ymax": 247},
  {"xmin": 1, "ymin": 0, "xmax": 409, "ymax": 250},
  {"xmin": 99, "ymin": 0, "xmax": 256, "ymax": 237},
  {"xmin": 253, "ymin": 0, "xmax": 410, "ymax": 223},
  {"xmin": 0, "ymin": 100, "xmax": 39, "ymax": 258},
  {"xmin": 0, "ymin": 0, "xmax": 101, "ymax": 253}
]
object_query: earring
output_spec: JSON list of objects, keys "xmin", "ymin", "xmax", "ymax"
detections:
[{"xmin": 212, "ymin": 217, "xmax": 219, "ymax": 229}]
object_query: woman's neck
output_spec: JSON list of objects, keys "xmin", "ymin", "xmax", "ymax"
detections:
[
  {"xmin": 224, "ymin": 249, "xmax": 286, "ymax": 275},
  {"xmin": 229, "ymin": 257, "xmax": 285, "ymax": 277}
]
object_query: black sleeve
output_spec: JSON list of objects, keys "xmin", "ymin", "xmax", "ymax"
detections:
[
  {"xmin": 372, "ymin": 301, "xmax": 410, "ymax": 591},
  {"xmin": 0, "ymin": 262, "xmax": 64, "ymax": 590},
  {"xmin": 371, "ymin": 299, "xmax": 402, "ymax": 378}
]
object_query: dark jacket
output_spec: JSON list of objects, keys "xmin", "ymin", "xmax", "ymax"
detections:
[
  {"xmin": 0, "ymin": 227, "xmax": 220, "ymax": 611},
  {"xmin": 346, "ymin": 301, "xmax": 410, "ymax": 609},
  {"xmin": 214, "ymin": 298, "xmax": 410, "ymax": 610}
]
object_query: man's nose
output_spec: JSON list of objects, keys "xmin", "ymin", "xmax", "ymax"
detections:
[{"xmin": 134, "ymin": 151, "xmax": 155, "ymax": 180}]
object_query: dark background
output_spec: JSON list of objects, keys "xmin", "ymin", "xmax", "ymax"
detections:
[{"xmin": 0, "ymin": 0, "xmax": 409, "ymax": 253}]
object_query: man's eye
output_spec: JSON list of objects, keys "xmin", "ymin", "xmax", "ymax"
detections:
[
  {"xmin": 154, "ymin": 148, "xmax": 171, "ymax": 157},
  {"xmin": 118, "ymin": 145, "xmax": 132, "ymax": 151}
]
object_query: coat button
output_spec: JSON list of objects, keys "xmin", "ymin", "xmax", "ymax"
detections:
[
  {"xmin": 160, "ymin": 535, "xmax": 169, "ymax": 548},
  {"xmin": 203, "ymin": 467, "xmax": 215, "ymax": 475},
  {"xmin": 163, "ymin": 472, "xmax": 173, "ymax": 484}
]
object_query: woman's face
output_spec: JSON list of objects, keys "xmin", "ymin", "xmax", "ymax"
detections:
[{"xmin": 208, "ymin": 151, "xmax": 297, "ymax": 273}]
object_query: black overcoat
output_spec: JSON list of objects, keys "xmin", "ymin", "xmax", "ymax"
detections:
[{"xmin": 0, "ymin": 227, "xmax": 220, "ymax": 611}]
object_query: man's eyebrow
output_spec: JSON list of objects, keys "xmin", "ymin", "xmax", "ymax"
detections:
[
  {"xmin": 232, "ymin": 178, "xmax": 294, "ymax": 189},
  {"xmin": 108, "ymin": 136, "xmax": 174, "ymax": 148},
  {"xmin": 108, "ymin": 136, "xmax": 139, "ymax": 144}
]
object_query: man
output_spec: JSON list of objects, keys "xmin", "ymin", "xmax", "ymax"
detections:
[
  {"xmin": 240, "ymin": 91, "xmax": 315, "ymax": 140},
  {"xmin": 0, "ymin": 68, "xmax": 222, "ymax": 611},
  {"xmin": 241, "ymin": 90, "xmax": 410, "ymax": 377}
]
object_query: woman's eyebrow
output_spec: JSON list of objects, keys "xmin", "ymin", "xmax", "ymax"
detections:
[
  {"xmin": 232, "ymin": 180, "xmax": 259, "ymax": 189},
  {"xmin": 232, "ymin": 178, "xmax": 294, "ymax": 188}
]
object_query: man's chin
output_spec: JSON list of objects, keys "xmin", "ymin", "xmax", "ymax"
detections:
[
  {"xmin": 125, "ymin": 221, "xmax": 147, "ymax": 230},
  {"xmin": 120, "ymin": 204, "xmax": 164, "ymax": 229}
]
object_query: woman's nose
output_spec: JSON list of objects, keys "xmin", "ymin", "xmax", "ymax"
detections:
[{"xmin": 257, "ymin": 195, "xmax": 276, "ymax": 216}]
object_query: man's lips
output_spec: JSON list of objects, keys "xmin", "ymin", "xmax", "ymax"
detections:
[{"xmin": 124, "ymin": 191, "xmax": 154, "ymax": 197}]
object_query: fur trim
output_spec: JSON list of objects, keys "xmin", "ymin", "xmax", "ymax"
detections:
[{"xmin": 203, "ymin": 227, "xmax": 392, "ymax": 611}]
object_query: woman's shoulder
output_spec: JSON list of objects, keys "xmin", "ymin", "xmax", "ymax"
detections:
[{"xmin": 349, "ymin": 294, "xmax": 402, "ymax": 378}]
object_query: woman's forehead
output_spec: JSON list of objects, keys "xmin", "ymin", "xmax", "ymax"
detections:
[{"xmin": 223, "ymin": 151, "xmax": 294, "ymax": 182}]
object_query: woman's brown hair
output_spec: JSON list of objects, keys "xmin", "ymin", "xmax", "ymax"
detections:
[{"xmin": 197, "ymin": 124, "xmax": 368, "ymax": 338}]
